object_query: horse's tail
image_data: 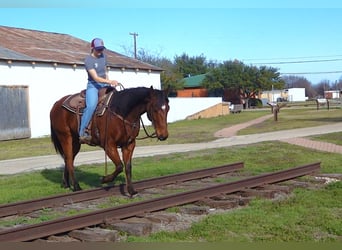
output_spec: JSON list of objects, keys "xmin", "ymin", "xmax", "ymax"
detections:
[{"xmin": 50, "ymin": 125, "xmax": 65, "ymax": 158}]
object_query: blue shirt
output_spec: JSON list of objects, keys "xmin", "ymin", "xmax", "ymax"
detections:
[{"xmin": 84, "ymin": 53, "xmax": 107, "ymax": 82}]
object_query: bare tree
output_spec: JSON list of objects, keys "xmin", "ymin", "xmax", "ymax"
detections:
[{"xmin": 282, "ymin": 75, "xmax": 316, "ymax": 98}]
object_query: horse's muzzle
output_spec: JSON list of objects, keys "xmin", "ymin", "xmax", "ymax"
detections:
[{"xmin": 158, "ymin": 135, "xmax": 168, "ymax": 141}]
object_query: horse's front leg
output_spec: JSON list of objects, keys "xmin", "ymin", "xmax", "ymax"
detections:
[
  {"xmin": 122, "ymin": 142, "xmax": 137, "ymax": 196},
  {"xmin": 101, "ymin": 146, "xmax": 124, "ymax": 184}
]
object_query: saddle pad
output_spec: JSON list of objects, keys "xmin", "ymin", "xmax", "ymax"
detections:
[
  {"xmin": 62, "ymin": 91, "xmax": 86, "ymax": 114},
  {"xmin": 62, "ymin": 90, "xmax": 114, "ymax": 116}
]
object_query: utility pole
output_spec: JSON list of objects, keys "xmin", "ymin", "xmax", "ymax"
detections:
[{"xmin": 129, "ymin": 32, "xmax": 138, "ymax": 59}]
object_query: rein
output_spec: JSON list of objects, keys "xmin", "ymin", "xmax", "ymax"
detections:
[
  {"xmin": 137, "ymin": 118, "xmax": 157, "ymax": 140},
  {"xmin": 112, "ymin": 83, "xmax": 158, "ymax": 140},
  {"xmin": 109, "ymin": 110, "xmax": 157, "ymax": 140}
]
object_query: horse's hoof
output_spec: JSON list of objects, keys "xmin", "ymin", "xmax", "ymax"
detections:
[
  {"xmin": 130, "ymin": 192, "xmax": 140, "ymax": 199},
  {"xmin": 73, "ymin": 184, "xmax": 82, "ymax": 192},
  {"xmin": 101, "ymin": 175, "xmax": 113, "ymax": 184},
  {"xmin": 128, "ymin": 189, "xmax": 138, "ymax": 198},
  {"xmin": 101, "ymin": 176, "xmax": 108, "ymax": 184},
  {"xmin": 61, "ymin": 182, "xmax": 70, "ymax": 189}
]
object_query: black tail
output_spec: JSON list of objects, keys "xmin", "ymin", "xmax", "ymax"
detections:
[{"xmin": 50, "ymin": 125, "xmax": 65, "ymax": 158}]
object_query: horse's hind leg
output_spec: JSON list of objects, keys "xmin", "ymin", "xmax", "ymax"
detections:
[
  {"xmin": 66, "ymin": 159, "xmax": 81, "ymax": 191},
  {"xmin": 62, "ymin": 134, "xmax": 81, "ymax": 191},
  {"xmin": 62, "ymin": 167, "xmax": 70, "ymax": 188}
]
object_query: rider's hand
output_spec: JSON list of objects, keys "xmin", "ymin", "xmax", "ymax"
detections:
[{"xmin": 109, "ymin": 80, "xmax": 119, "ymax": 87}]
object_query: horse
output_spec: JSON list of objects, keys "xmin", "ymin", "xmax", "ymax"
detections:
[{"xmin": 50, "ymin": 86, "xmax": 170, "ymax": 196}]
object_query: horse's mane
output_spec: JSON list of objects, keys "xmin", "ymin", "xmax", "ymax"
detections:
[{"xmin": 109, "ymin": 87, "xmax": 153, "ymax": 117}]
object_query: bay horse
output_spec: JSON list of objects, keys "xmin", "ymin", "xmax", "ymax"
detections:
[{"xmin": 50, "ymin": 86, "xmax": 169, "ymax": 196}]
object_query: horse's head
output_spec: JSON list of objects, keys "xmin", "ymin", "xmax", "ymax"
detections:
[{"xmin": 146, "ymin": 87, "xmax": 170, "ymax": 141}]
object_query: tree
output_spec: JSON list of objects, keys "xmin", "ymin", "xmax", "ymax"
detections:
[
  {"xmin": 202, "ymin": 60, "xmax": 285, "ymax": 103},
  {"xmin": 174, "ymin": 53, "xmax": 208, "ymax": 77},
  {"xmin": 131, "ymin": 48, "xmax": 184, "ymax": 92},
  {"xmin": 282, "ymin": 75, "xmax": 316, "ymax": 98},
  {"xmin": 157, "ymin": 58, "xmax": 184, "ymax": 91},
  {"xmin": 313, "ymin": 80, "xmax": 331, "ymax": 98}
]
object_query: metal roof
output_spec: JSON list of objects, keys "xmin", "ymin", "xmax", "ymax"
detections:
[
  {"xmin": 0, "ymin": 25, "xmax": 162, "ymax": 71},
  {"xmin": 183, "ymin": 74, "xmax": 206, "ymax": 88},
  {"xmin": 0, "ymin": 46, "xmax": 36, "ymax": 61}
]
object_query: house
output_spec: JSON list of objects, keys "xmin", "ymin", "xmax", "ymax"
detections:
[
  {"xmin": 0, "ymin": 25, "xmax": 163, "ymax": 140},
  {"xmin": 324, "ymin": 90, "xmax": 341, "ymax": 99},
  {"xmin": 174, "ymin": 74, "xmax": 228, "ymax": 118},
  {"xmin": 260, "ymin": 88, "xmax": 306, "ymax": 103},
  {"xmin": 177, "ymin": 74, "xmax": 208, "ymax": 97}
]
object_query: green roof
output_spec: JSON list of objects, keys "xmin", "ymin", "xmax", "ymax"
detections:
[{"xmin": 183, "ymin": 74, "xmax": 206, "ymax": 88}]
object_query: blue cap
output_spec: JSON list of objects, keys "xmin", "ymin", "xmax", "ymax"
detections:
[{"xmin": 91, "ymin": 38, "xmax": 105, "ymax": 50}]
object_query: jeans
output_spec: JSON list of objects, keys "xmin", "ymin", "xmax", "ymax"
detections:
[{"xmin": 79, "ymin": 81, "xmax": 107, "ymax": 136}]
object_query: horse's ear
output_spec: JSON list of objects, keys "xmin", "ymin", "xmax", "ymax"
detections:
[{"xmin": 150, "ymin": 85, "xmax": 154, "ymax": 90}]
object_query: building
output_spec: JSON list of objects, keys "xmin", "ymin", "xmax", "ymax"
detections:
[
  {"xmin": 0, "ymin": 26, "xmax": 162, "ymax": 140},
  {"xmin": 177, "ymin": 74, "xmax": 208, "ymax": 97},
  {"xmin": 324, "ymin": 90, "xmax": 341, "ymax": 99},
  {"xmin": 260, "ymin": 88, "xmax": 306, "ymax": 103}
]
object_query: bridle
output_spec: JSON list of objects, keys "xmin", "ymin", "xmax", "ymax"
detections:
[
  {"xmin": 110, "ymin": 83, "xmax": 159, "ymax": 140},
  {"xmin": 137, "ymin": 105, "xmax": 158, "ymax": 140}
]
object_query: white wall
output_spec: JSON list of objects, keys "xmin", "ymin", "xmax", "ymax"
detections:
[
  {"xmin": 141, "ymin": 97, "xmax": 223, "ymax": 125},
  {"xmin": 0, "ymin": 61, "xmax": 161, "ymax": 137},
  {"xmin": 167, "ymin": 97, "xmax": 222, "ymax": 122},
  {"xmin": 109, "ymin": 69, "xmax": 161, "ymax": 90},
  {"xmin": 287, "ymin": 88, "xmax": 306, "ymax": 102}
]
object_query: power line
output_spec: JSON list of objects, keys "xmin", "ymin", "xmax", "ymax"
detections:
[
  {"xmin": 243, "ymin": 54, "xmax": 342, "ymax": 61},
  {"xmin": 251, "ymin": 58, "xmax": 342, "ymax": 65},
  {"xmin": 281, "ymin": 70, "xmax": 342, "ymax": 75}
]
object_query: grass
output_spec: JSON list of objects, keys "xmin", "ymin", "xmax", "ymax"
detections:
[
  {"xmin": 0, "ymin": 110, "xmax": 268, "ymax": 160},
  {"xmin": 0, "ymin": 137, "xmax": 98, "ymax": 161},
  {"xmin": 2, "ymin": 107, "xmax": 342, "ymax": 160},
  {"xmin": 310, "ymin": 132, "xmax": 342, "ymax": 146},
  {"xmin": 238, "ymin": 108, "xmax": 342, "ymax": 135},
  {"xmin": 137, "ymin": 183, "xmax": 341, "ymax": 242},
  {"xmin": 1, "ymin": 106, "xmax": 342, "ymax": 241},
  {"xmin": 1, "ymin": 140, "xmax": 341, "ymax": 204},
  {"xmin": 0, "ymin": 141, "xmax": 341, "ymax": 242}
]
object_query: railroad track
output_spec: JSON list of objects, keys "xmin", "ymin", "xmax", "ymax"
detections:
[
  {"xmin": 0, "ymin": 162, "xmax": 320, "ymax": 242},
  {"xmin": 0, "ymin": 162, "xmax": 244, "ymax": 217}
]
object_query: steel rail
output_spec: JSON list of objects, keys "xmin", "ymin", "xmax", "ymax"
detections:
[
  {"xmin": 0, "ymin": 162, "xmax": 244, "ymax": 218},
  {"xmin": 0, "ymin": 162, "xmax": 320, "ymax": 242}
]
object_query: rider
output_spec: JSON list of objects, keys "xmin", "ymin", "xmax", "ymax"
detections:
[{"xmin": 79, "ymin": 38, "xmax": 119, "ymax": 143}]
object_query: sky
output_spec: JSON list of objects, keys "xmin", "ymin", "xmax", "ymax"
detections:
[{"xmin": 1, "ymin": 1, "xmax": 342, "ymax": 85}]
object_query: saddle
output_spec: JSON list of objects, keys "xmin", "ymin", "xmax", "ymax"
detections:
[{"xmin": 62, "ymin": 87, "xmax": 115, "ymax": 117}]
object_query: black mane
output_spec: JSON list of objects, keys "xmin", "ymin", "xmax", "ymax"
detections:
[{"xmin": 109, "ymin": 87, "xmax": 153, "ymax": 117}]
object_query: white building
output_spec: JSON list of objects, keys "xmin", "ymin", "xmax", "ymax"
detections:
[
  {"xmin": 0, "ymin": 26, "xmax": 162, "ymax": 139},
  {"xmin": 261, "ymin": 88, "xmax": 306, "ymax": 103},
  {"xmin": 286, "ymin": 88, "xmax": 306, "ymax": 102}
]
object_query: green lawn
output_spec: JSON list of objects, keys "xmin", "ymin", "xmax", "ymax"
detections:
[
  {"xmin": 0, "ymin": 107, "xmax": 341, "ymax": 242},
  {"xmin": 2, "ymin": 108, "xmax": 342, "ymax": 160}
]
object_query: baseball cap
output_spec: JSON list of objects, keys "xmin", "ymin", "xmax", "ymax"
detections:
[{"xmin": 91, "ymin": 38, "xmax": 106, "ymax": 50}]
